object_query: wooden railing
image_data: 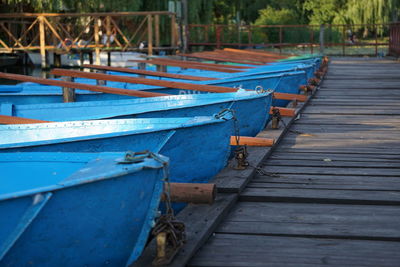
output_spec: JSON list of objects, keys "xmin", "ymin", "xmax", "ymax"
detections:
[
  {"xmin": 188, "ymin": 23, "xmax": 391, "ymax": 56},
  {"xmin": 0, "ymin": 12, "xmax": 179, "ymax": 67},
  {"xmin": 389, "ymin": 22, "xmax": 400, "ymax": 57}
]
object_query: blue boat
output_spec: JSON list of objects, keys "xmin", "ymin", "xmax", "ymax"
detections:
[
  {"xmin": 1, "ymin": 90, "xmax": 272, "ymax": 137},
  {"xmin": 144, "ymin": 58, "xmax": 320, "ymax": 81},
  {"xmin": 0, "ymin": 71, "xmax": 304, "ymax": 108},
  {"xmin": 0, "ymin": 151, "xmax": 167, "ymax": 266},
  {"xmin": 0, "ymin": 116, "xmax": 233, "ymax": 184}
]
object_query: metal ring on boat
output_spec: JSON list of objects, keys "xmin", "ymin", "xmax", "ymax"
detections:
[{"xmin": 255, "ymin": 85, "xmax": 266, "ymax": 94}]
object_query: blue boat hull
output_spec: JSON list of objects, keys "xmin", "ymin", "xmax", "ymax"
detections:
[
  {"xmin": 2, "ymin": 91, "xmax": 272, "ymax": 138},
  {"xmin": 0, "ymin": 71, "xmax": 302, "ymax": 109},
  {"xmin": 0, "ymin": 117, "xmax": 233, "ymax": 184},
  {"xmin": 0, "ymin": 151, "xmax": 166, "ymax": 266}
]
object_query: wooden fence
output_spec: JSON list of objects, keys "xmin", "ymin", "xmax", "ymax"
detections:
[
  {"xmin": 188, "ymin": 23, "xmax": 391, "ymax": 56},
  {"xmin": 0, "ymin": 12, "xmax": 179, "ymax": 67}
]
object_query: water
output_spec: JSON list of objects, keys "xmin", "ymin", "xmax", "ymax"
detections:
[{"xmin": 0, "ymin": 65, "xmax": 54, "ymax": 85}]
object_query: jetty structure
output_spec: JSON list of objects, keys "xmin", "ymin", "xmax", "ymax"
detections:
[{"xmin": 0, "ymin": 7, "xmax": 399, "ymax": 267}]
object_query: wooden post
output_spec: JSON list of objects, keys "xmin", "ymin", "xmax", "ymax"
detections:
[
  {"xmin": 216, "ymin": 25, "xmax": 221, "ymax": 49},
  {"xmin": 205, "ymin": 25, "xmax": 209, "ymax": 43},
  {"xmin": 88, "ymin": 52, "xmax": 93, "ymax": 64},
  {"xmin": 156, "ymin": 65, "xmax": 167, "ymax": 72},
  {"xmin": 182, "ymin": 0, "xmax": 189, "ymax": 52},
  {"xmin": 248, "ymin": 26, "xmax": 252, "ymax": 46},
  {"xmin": 319, "ymin": 24, "xmax": 325, "ymax": 55},
  {"xmin": 53, "ymin": 52, "xmax": 61, "ymax": 67},
  {"xmin": 147, "ymin": 15, "xmax": 153, "ymax": 56},
  {"xmin": 342, "ymin": 26, "xmax": 345, "ymax": 56},
  {"xmin": 105, "ymin": 16, "xmax": 111, "ymax": 48},
  {"xmin": 61, "ymin": 76, "xmax": 76, "ymax": 102},
  {"xmin": 39, "ymin": 16, "xmax": 47, "ymax": 69},
  {"xmin": 105, "ymin": 16, "xmax": 112, "ymax": 66},
  {"xmin": 375, "ymin": 25, "xmax": 378, "ymax": 57},
  {"xmin": 94, "ymin": 16, "xmax": 101, "ymax": 65},
  {"xmin": 79, "ymin": 51, "xmax": 84, "ymax": 66},
  {"xmin": 96, "ymin": 69, "xmax": 106, "ymax": 86},
  {"xmin": 171, "ymin": 14, "xmax": 177, "ymax": 48},
  {"xmin": 155, "ymin": 14, "xmax": 160, "ymax": 48},
  {"xmin": 279, "ymin": 26, "xmax": 283, "ymax": 54},
  {"xmin": 138, "ymin": 62, "xmax": 146, "ymax": 78},
  {"xmin": 107, "ymin": 51, "xmax": 111, "ymax": 66},
  {"xmin": 310, "ymin": 26, "xmax": 314, "ymax": 54}
]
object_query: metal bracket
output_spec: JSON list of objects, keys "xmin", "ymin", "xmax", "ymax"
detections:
[
  {"xmin": 233, "ymin": 145, "xmax": 249, "ymax": 170},
  {"xmin": 152, "ymin": 214, "xmax": 186, "ymax": 266}
]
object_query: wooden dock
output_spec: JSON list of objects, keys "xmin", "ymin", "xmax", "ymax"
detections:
[{"xmin": 185, "ymin": 58, "xmax": 400, "ymax": 266}]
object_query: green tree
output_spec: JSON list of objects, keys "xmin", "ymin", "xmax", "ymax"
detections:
[{"xmin": 303, "ymin": 0, "xmax": 347, "ymax": 25}]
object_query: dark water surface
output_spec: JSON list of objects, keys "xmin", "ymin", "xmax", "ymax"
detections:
[{"xmin": 0, "ymin": 65, "xmax": 55, "ymax": 85}]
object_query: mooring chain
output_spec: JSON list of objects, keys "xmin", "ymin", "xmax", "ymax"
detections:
[
  {"xmin": 271, "ymin": 107, "xmax": 304, "ymax": 135},
  {"xmin": 228, "ymin": 109, "xmax": 251, "ymax": 169},
  {"xmin": 215, "ymin": 108, "xmax": 241, "ymax": 146},
  {"xmin": 136, "ymin": 151, "xmax": 186, "ymax": 266}
]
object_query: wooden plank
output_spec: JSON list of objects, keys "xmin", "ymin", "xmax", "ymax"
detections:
[
  {"xmin": 218, "ymin": 202, "xmax": 400, "ymax": 240},
  {"xmin": 189, "ymin": 234, "xmax": 400, "ymax": 267},
  {"xmin": 0, "ymin": 115, "xmax": 50, "ymax": 124},
  {"xmin": 259, "ymin": 165, "xmax": 400, "ymax": 176},
  {"xmin": 251, "ymin": 174, "xmax": 400, "ymax": 191},
  {"xmin": 289, "ymin": 124, "xmax": 400, "ymax": 132},
  {"xmin": 223, "ymin": 48, "xmax": 288, "ymax": 59},
  {"xmin": 82, "ymin": 64, "xmax": 217, "ymax": 81},
  {"xmin": 325, "ymin": 75, "xmax": 400, "ymax": 80},
  {"xmin": 129, "ymin": 59, "xmax": 243, "ymax": 73},
  {"xmin": 278, "ymin": 138, "xmax": 400, "ymax": 149},
  {"xmin": 0, "ymin": 72, "xmax": 167, "ymax": 98},
  {"xmin": 179, "ymin": 53, "xmax": 265, "ymax": 65},
  {"xmin": 320, "ymin": 84, "xmax": 400, "ymax": 89},
  {"xmin": 302, "ymin": 107, "xmax": 400, "ymax": 115},
  {"xmin": 282, "ymin": 132, "xmax": 400, "ymax": 140},
  {"xmin": 240, "ymin": 187, "xmax": 400, "ymax": 205},
  {"xmin": 51, "ymin": 69, "xmax": 238, "ymax": 93},
  {"xmin": 210, "ymin": 51, "xmax": 276, "ymax": 63},
  {"xmin": 269, "ymin": 152, "xmax": 400, "ymax": 161},
  {"xmin": 152, "ymin": 57, "xmax": 252, "ymax": 69},
  {"xmin": 276, "ymin": 147, "xmax": 400, "ymax": 155},
  {"xmin": 309, "ymin": 99, "xmax": 400, "ymax": 106},
  {"xmin": 294, "ymin": 114, "xmax": 400, "ymax": 125},
  {"xmin": 249, "ymin": 181, "xmax": 400, "ymax": 190},
  {"xmin": 262, "ymin": 159, "xmax": 400, "ymax": 168}
]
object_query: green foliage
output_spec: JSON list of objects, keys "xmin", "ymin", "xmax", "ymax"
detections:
[
  {"xmin": 303, "ymin": 0, "xmax": 347, "ymax": 25},
  {"xmin": 255, "ymin": 7, "xmax": 299, "ymax": 25},
  {"xmin": 0, "ymin": 0, "xmax": 143, "ymax": 12}
]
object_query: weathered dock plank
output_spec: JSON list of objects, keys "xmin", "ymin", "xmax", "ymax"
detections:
[
  {"xmin": 188, "ymin": 58, "xmax": 400, "ymax": 267},
  {"xmin": 217, "ymin": 202, "xmax": 400, "ymax": 240},
  {"xmin": 189, "ymin": 234, "xmax": 400, "ymax": 267}
]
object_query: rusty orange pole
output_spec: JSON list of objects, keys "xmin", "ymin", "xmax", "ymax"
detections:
[
  {"xmin": 50, "ymin": 68, "xmax": 238, "ymax": 93},
  {"xmin": 273, "ymin": 92, "xmax": 307, "ymax": 102},
  {"xmin": 83, "ymin": 64, "xmax": 216, "ymax": 81},
  {"xmin": 270, "ymin": 107, "xmax": 296, "ymax": 117},
  {"xmin": 129, "ymin": 59, "xmax": 243, "ymax": 73},
  {"xmin": 0, "ymin": 115, "xmax": 50, "ymax": 124},
  {"xmin": 230, "ymin": 136, "xmax": 275, "ymax": 147},
  {"xmin": 178, "ymin": 53, "xmax": 265, "ymax": 65},
  {"xmin": 0, "ymin": 72, "xmax": 169, "ymax": 98},
  {"xmin": 152, "ymin": 57, "xmax": 251, "ymax": 69},
  {"xmin": 161, "ymin": 182, "xmax": 216, "ymax": 204}
]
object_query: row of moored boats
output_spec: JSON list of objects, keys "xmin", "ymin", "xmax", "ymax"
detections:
[{"xmin": 0, "ymin": 48, "xmax": 328, "ymax": 265}]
